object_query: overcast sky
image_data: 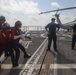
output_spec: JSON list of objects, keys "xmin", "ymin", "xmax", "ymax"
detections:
[{"xmin": 0, "ymin": 0, "xmax": 76, "ymax": 26}]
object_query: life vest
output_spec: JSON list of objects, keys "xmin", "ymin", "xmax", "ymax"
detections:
[
  {"xmin": 11, "ymin": 28, "xmax": 21, "ymax": 43},
  {"xmin": 0, "ymin": 30, "xmax": 11, "ymax": 49}
]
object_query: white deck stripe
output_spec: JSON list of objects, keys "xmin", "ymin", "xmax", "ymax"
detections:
[
  {"xmin": 51, "ymin": 41, "xmax": 57, "ymax": 75},
  {"xmin": 54, "ymin": 57, "xmax": 57, "ymax": 75},
  {"xmin": 59, "ymin": 37, "xmax": 66, "ymax": 40},
  {"xmin": 40, "ymin": 33, "xmax": 47, "ymax": 38},
  {"xmin": 0, "ymin": 53, "xmax": 4, "ymax": 61},
  {"xmin": 50, "ymin": 64, "xmax": 76, "ymax": 69},
  {"xmin": 1, "ymin": 64, "xmax": 76, "ymax": 69},
  {"xmin": 25, "ymin": 41, "xmax": 32, "ymax": 49},
  {"xmin": 59, "ymin": 32, "xmax": 72, "ymax": 38}
]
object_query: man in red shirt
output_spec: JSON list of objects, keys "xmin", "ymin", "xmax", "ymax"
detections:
[
  {"xmin": 11, "ymin": 21, "xmax": 31, "ymax": 58},
  {"xmin": 0, "ymin": 23, "xmax": 10, "ymax": 56},
  {"xmin": 0, "ymin": 23, "xmax": 15, "ymax": 67}
]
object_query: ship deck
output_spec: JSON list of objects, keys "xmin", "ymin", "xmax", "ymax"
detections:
[{"xmin": 0, "ymin": 30, "xmax": 76, "ymax": 75}]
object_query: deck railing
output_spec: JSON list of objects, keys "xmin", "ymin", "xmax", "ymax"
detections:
[{"xmin": 21, "ymin": 26, "xmax": 45, "ymax": 31}]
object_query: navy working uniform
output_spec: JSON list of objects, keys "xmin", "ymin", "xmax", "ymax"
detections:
[
  {"xmin": 45, "ymin": 18, "xmax": 60, "ymax": 52},
  {"xmin": 72, "ymin": 24, "xmax": 76, "ymax": 49}
]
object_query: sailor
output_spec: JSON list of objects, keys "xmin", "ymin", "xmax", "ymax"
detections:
[
  {"xmin": 11, "ymin": 21, "xmax": 31, "ymax": 58},
  {"xmin": 45, "ymin": 18, "xmax": 60, "ymax": 52},
  {"xmin": 72, "ymin": 24, "xmax": 76, "ymax": 50},
  {"xmin": 1, "ymin": 22, "xmax": 11, "ymax": 57},
  {"xmin": 0, "ymin": 23, "xmax": 15, "ymax": 67}
]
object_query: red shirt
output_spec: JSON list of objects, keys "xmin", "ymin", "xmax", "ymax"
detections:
[
  {"xmin": 0, "ymin": 30, "xmax": 11, "ymax": 49},
  {"xmin": 11, "ymin": 28, "xmax": 21, "ymax": 43}
]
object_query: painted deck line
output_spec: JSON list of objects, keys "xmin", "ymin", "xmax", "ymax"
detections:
[{"xmin": 2, "ymin": 64, "xmax": 76, "ymax": 69}]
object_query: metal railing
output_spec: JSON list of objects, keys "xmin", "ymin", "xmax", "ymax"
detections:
[{"xmin": 21, "ymin": 26, "xmax": 45, "ymax": 31}]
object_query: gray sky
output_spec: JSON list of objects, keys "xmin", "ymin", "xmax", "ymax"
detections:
[{"xmin": 0, "ymin": 0, "xmax": 76, "ymax": 26}]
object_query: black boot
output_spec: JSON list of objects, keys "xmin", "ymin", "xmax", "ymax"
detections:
[
  {"xmin": 12, "ymin": 62, "xmax": 16, "ymax": 67},
  {"xmin": 15, "ymin": 61, "xmax": 19, "ymax": 67},
  {"xmin": 54, "ymin": 49, "xmax": 58, "ymax": 52},
  {"xmin": 24, "ymin": 53, "xmax": 31, "ymax": 58}
]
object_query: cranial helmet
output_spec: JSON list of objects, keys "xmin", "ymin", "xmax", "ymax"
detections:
[
  {"xmin": 0, "ymin": 16, "xmax": 6, "ymax": 21},
  {"xmin": 15, "ymin": 20, "xmax": 22, "ymax": 27},
  {"xmin": 1, "ymin": 22, "xmax": 10, "ymax": 29}
]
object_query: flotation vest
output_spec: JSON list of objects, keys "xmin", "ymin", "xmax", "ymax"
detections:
[
  {"xmin": 0, "ymin": 30, "xmax": 11, "ymax": 49},
  {"xmin": 11, "ymin": 28, "xmax": 21, "ymax": 43}
]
